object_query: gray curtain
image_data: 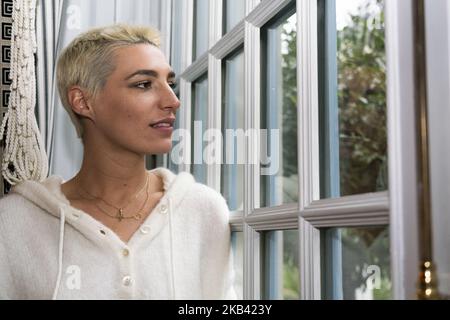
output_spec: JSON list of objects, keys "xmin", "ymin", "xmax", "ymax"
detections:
[
  {"xmin": 36, "ymin": 0, "xmax": 64, "ymax": 160},
  {"xmin": 36, "ymin": 0, "xmax": 164, "ymax": 181}
]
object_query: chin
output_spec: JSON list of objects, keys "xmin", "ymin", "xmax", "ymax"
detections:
[{"xmin": 144, "ymin": 141, "xmax": 172, "ymax": 155}]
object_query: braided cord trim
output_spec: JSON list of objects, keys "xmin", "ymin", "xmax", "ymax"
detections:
[{"xmin": 0, "ymin": 0, "xmax": 48, "ymax": 185}]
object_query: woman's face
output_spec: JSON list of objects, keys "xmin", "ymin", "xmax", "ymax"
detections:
[{"xmin": 90, "ymin": 44, "xmax": 180, "ymax": 155}]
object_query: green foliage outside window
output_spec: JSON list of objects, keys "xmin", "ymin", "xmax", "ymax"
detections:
[
  {"xmin": 338, "ymin": 0, "xmax": 387, "ymax": 196},
  {"xmin": 282, "ymin": 21, "xmax": 298, "ymax": 179}
]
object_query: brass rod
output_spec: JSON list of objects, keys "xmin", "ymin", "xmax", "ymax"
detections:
[{"xmin": 413, "ymin": 0, "xmax": 439, "ymax": 299}]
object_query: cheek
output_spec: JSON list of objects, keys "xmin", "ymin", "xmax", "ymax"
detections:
[
  {"xmin": 108, "ymin": 95, "xmax": 144, "ymax": 122},
  {"xmin": 117, "ymin": 98, "xmax": 158, "ymax": 136},
  {"xmin": 96, "ymin": 90, "xmax": 158, "ymax": 134}
]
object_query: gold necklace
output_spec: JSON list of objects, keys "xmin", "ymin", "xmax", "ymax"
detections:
[
  {"xmin": 94, "ymin": 184, "xmax": 149, "ymax": 222},
  {"xmin": 78, "ymin": 173, "xmax": 150, "ymax": 222}
]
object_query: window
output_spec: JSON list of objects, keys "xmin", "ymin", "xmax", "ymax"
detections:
[
  {"xmin": 260, "ymin": 9, "xmax": 298, "ymax": 208},
  {"xmin": 221, "ymin": 49, "xmax": 244, "ymax": 212}
]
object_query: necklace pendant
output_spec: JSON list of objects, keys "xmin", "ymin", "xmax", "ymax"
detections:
[{"xmin": 117, "ymin": 208, "xmax": 124, "ymax": 222}]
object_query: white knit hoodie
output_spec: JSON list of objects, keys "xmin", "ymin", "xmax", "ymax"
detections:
[{"xmin": 0, "ymin": 167, "xmax": 237, "ymax": 300}]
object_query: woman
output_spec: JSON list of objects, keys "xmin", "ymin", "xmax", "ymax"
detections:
[{"xmin": 0, "ymin": 24, "xmax": 236, "ymax": 299}]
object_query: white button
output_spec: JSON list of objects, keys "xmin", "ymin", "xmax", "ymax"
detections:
[
  {"xmin": 122, "ymin": 249, "xmax": 129, "ymax": 257},
  {"xmin": 122, "ymin": 275, "xmax": 132, "ymax": 286},
  {"xmin": 140, "ymin": 225, "xmax": 151, "ymax": 234},
  {"xmin": 159, "ymin": 204, "xmax": 168, "ymax": 214}
]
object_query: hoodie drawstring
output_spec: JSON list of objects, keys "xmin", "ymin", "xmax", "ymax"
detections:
[
  {"xmin": 52, "ymin": 207, "xmax": 66, "ymax": 300},
  {"xmin": 167, "ymin": 198, "xmax": 176, "ymax": 299}
]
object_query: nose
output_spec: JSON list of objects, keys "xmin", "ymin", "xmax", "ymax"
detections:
[{"xmin": 161, "ymin": 84, "xmax": 181, "ymax": 112}]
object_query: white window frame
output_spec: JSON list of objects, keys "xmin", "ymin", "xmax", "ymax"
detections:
[
  {"xmin": 420, "ymin": 0, "xmax": 449, "ymax": 298},
  {"xmin": 385, "ymin": 0, "xmax": 420, "ymax": 300}
]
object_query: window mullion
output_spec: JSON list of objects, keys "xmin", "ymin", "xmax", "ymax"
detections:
[
  {"xmin": 207, "ymin": 54, "xmax": 221, "ymax": 191},
  {"xmin": 246, "ymin": 0, "xmax": 261, "ymax": 15},
  {"xmin": 208, "ymin": 0, "xmax": 222, "ymax": 48},
  {"xmin": 244, "ymin": 224, "xmax": 261, "ymax": 299},
  {"xmin": 182, "ymin": 0, "xmax": 194, "ymax": 70},
  {"xmin": 302, "ymin": 191, "xmax": 390, "ymax": 227},
  {"xmin": 180, "ymin": 54, "xmax": 208, "ymax": 82},
  {"xmin": 299, "ymin": 217, "xmax": 321, "ymax": 299},
  {"xmin": 207, "ymin": 0, "xmax": 222, "ymax": 191},
  {"xmin": 179, "ymin": 79, "xmax": 192, "ymax": 173},
  {"xmin": 298, "ymin": 0, "xmax": 320, "ymax": 211},
  {"xmin": 298, "ymin": 0, "xmax": 321, "ymax": 300},
  {"xmin": 160, "ymin": 0, "xmax": 172, "ymax": 58},
  {"xmin": 244, "ymin": 17, "xmax": 261, "ymax": 299},
  {"xmin": 210, "ymin": 21, "xmax": 245, "ymax": 59},
  {"xmin": 174, "ymin": 0, "xmax": 194, "ymax": 174},
  {"xmin": 245, "ymin": 20, "xmax": 261, "ymax": 215},
  {"xmin": 247, "ymin": 0, "xmax": 293, "ymax": 28}
]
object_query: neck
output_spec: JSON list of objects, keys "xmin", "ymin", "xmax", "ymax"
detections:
[{"xmin": 73, "ymin": 137, "xmax": 149, "ymax": 204}]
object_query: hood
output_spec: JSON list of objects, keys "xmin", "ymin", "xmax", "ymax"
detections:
[
  {"xmin": 11, "ymin": 167, "xmax": 182, "ymax": 218},
  {"xmin": 12, "ymin": 175, "xmax": 70, "ymax": 218},
  {"xmin": 10, "ymin": 167, "xmax": 195, "ymax": 300}
]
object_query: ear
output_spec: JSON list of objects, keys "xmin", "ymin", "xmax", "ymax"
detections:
[{"xmin": 67, "ymin": 86, "xmax": 95, "ymax": 122}]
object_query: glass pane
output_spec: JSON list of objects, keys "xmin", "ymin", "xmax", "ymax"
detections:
[
  {"xmin": 221, "ymin": 50, "xmax": 244, "ymax": 211},
  {"xmin": 193, "ymin": 0, "xmax": 209, "ymax": 60},
  {"xmin": 318, "ymin": 0, "xmax": 387, "ymax": 198},
  {"xmin": 322, "ymin": 226, "xmax": 391, "ymax": 300},
  {"xmin": 155, "ymin": 154, "xmax": 165, "ymax": 167},
  {"xmin": 171, "ymin": 0, "xmax": 183, "ymax": 75},
  {"xmin": 168, "ymin": 104, "xmax": 181, "ymax": 174},
  {"xmin": 191, "ymin": 74, "xmax": 208, "ymax": 184},
  {"xmin": 147, "ymin": 154, "xmax": 165, "ymax": 169},
  {"xmin": 231, "ymin": 232, "xmax": 244, "ymax": 299},
  {"xmin": 224, "ymin": 0, "xmax": 245, "ymax": 34},
  {"xmin": 260, "ymin": 10, "xmax": 298, "ymax": 207},
  {"xmin": 262, "ymin": 230, "xmax": 299, "ymax": 300}
]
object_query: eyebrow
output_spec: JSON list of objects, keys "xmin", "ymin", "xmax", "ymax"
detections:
[{"xmin": 124, "ymin": 69, "xmax": 176, "ymax": 80}]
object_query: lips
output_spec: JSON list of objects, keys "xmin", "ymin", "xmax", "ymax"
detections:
[
  {"xmin": 151, "ymin": 122, "xmax": 172, "ymax": 128},
  {"xmin": 150, "ymin": 117, "xmax": 175, "ymax": 128}
]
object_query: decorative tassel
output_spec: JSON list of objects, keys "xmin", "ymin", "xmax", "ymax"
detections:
[{"xmin": 0, "ymin": 0, "xmax": 48, "ymax": 185}]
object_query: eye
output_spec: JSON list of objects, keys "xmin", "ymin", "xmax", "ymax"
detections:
[
  {"xmin": 135, "ymin": 81, "xmax": 152, "ymax": 89},
  {"xmin": 168, "ymin": 81, "xmax": 177, "ymax": 89}
]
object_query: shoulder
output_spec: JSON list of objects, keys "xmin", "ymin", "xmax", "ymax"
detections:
[
  {"xmin": 160, "ymin": 169, "xmax": 231, "ymax": 224},
  {"xmin": 0, "ymin": 193, "xmax": 42, "ymax": 235},
  {"xmin": 180, "ymin": 175, "xmax": 228, "ymax": 208},
  {"xmin": 0, "ymin": 193, "xmax": 34, "ymax": 215},
  {"xmin": 181, "ymin": 180, "xmax": 230, "ymax": 224}
]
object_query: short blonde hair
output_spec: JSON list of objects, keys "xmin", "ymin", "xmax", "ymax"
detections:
[{"xmin": 57, "ymin": 24, "xmax": 160, "ymax": 138}]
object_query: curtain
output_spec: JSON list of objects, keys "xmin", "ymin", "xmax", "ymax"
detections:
[
  {"xmin": 36, "ymin": 0, "xmax": 164, "ymax": 181},
  {"xmin": 36, "ymin": 0, "xmax": 64, "ymax": 164}
]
